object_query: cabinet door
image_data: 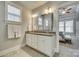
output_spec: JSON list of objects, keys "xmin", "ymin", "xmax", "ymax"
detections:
[
  {"xmin": 26, "ymin": 34, "xmax": 31, "ymax": 46},
  {"xmin": 31, "ymin": 35, "xmax": 38, "ymax": 49},
  {"xmin": 38, "ymin": 35, "xmax": 45, "ymax": 53},
  {"xmin": 38, "ymin": 35, "xmax": 56, "ymax": 56},
  {"xmin": 43, "ymin": 36, "xmax": 56, "ymax": 56}
]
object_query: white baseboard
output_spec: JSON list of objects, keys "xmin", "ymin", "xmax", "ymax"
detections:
[{"xmin": 0, "ymin": 45, "xmax": 21, "ymax": 56}]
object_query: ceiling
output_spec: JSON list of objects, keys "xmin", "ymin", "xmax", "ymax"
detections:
[{"xmin": 17, "ymin": 1, "xmax": 47, "ymax": 10}]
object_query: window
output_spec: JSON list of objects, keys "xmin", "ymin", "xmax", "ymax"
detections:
[
  {"xmin": 7, "ymin": 4, "xmax": 21, "ymax": 39},
  {"xmin": 59, "ymin": 20, "xmax": 73, "ymax": 33},
  {"xmin": 8, "ymin": 24, "xmax": 21, "ymax": 39},
  {"xmin": 59, "ymin": 21, "xmax": 64, "ymax": 32},
  {"xmin": 8, "ymin": 5, "xmax": 21, "ymax": 22},
  {"xmin": 65, "ymin": 20, "xmax": 73, "ymax": 33}
]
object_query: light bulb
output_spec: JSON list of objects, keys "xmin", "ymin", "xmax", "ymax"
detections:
[
  {"xmin": 49, "ymin": 8, "xmax": 52, "ymax": 13},
  {"xmin": 44, "ymin": 9, "xmax": 48, "ymax": 14},
  {"xmin": 32, "ymin": 14, "xmax": 38, "ymax": 18}
]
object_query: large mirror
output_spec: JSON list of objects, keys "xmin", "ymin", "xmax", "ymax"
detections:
[{"xmin": 32, "ymin": 13, "xmax": 53, "ymax": 32}]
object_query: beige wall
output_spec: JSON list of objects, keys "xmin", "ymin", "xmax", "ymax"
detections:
[
  {"xmin": 0, "ymin": 1, "xmax": 6, "ymax": 42},
  {"xmin": 0, "ymin": 1, "xmax": 32, "ymax": 51},
  {"xmin": 21, "ymin": 7, "xmax": 32, "ymax": 46}
]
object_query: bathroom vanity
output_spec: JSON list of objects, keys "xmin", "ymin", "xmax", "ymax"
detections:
[{"xmin": 25, "ymin": 31, "xmax": 56, "ymax": 56}]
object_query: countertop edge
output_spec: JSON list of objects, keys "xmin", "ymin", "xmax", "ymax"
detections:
[{"xmin": 25, "ymin": 31, "xmax": 56, "ymax": 36}]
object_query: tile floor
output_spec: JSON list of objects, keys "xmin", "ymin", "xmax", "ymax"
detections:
[
  {"xmin": 59, "ymin": 42, "xmax": 79, "ymax": 57},
  {"xmin": 2, "ymin": 45, "xmax": 79, "ymax": 57},
  {"xmin": 22, "ymin": 46, "xmax": 47, "ymax": 57},
  {"xmin": 2, "ymin": 49, "xmax": 31, "ymax": 57}
]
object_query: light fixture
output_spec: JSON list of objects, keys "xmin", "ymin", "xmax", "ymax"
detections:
[
  {"xmin": 48, "ymin": 8, "xmax": 53, "ymax": 13},
  {"xmin": 44, "ymin": 7, "xmax": 53, "ymax": 14},
  {"xmin": 61, "ymin": 7, "xmax": 72, "ymax": 14},
  {"xmin": 32, "ymin": 14, "xmax": 38, "ymax": 18},
  {"xmin": 60, "ymin": 8, "xmax": 66, "ymax": 14},
  {"xmin": 44, "ymin": 9, "xmax": 49, "ymax": 14},
  {"xmin": 62, "ymin": 10, "xmax": 66, "ymax": 14}
]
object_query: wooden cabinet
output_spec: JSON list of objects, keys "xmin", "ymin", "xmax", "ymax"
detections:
[
  {"xmin": 38, "ymin": 35, "xmax": 56, "ymax": 56},
  {"xmin": 31, "ymin": 35, "xmax": 38, "ymax": 49},
  {"xmin": 26, "ymin": 34, "xmax": 32, "ymax": 46},
  {"xmin": 26, "ymin": 33, "xmax": 56, "ymax": 57},
  {"xmin": 38, "ymin": 35, "xmax": 45, "ymax": 53},
  {"xmin": 43, "ymin": 36, "xmax": 56, "ymax": 56}
]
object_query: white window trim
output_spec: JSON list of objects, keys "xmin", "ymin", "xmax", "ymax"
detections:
[
  {"xmin": 5, "ymin": 1, "xmax": 22, "ymax": 24},
  {"xmin": 5, "ymin": 2, "xmax": 22, "ymax": 39},
  {"xmin": 59, "ymin": 20, "xmax": 74, "ymax": 34},
  {"xmin": 65, "ymin": 20, "xmax": 74, "ymax": 33},
  {"xmin": 59, "ymin": 21, "xmax": 64, "ymax": 32}
]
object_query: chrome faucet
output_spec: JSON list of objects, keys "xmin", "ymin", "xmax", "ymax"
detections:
[{"xmin": 14, "ymin": 32, "xmax": 16, "ymax": 38}]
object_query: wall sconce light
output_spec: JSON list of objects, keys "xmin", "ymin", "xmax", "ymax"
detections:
[
  {"xmin": 48, "ymin": 8, "xmax": 53, "ymax": 13},
  {"xmin": 32, "ymin": 13, "xmax": 38, "ymax": 18},
  {"xmin": 44, "ymin": 9, "xmax": 49, "ymax": 14},
  {"xmin": 44, "ymin": 7, "xmax": 53, "ymax": 14}
]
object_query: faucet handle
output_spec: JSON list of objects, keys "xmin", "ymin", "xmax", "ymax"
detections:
[{"xmin": 14, "ymin": 32, "xmax": 16, "ymax": 38}]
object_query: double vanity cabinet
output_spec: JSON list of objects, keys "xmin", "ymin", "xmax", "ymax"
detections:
[{"xmin": 26, "ymin": 32, "xmax": 56, "ymax": 56}]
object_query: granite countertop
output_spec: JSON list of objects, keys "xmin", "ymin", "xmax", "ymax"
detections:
[{"xmin": 25, "ymin": 31, "xmax": 56, "ymax": 36}]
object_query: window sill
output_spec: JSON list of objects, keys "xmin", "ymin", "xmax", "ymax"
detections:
[
  {"xmin": 8, "ymin": 37, "xmax": 20, "ymax": 40},
  {"xmin": 6, "ymin": 20, "xmax": 22, "ymax": 25}
]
